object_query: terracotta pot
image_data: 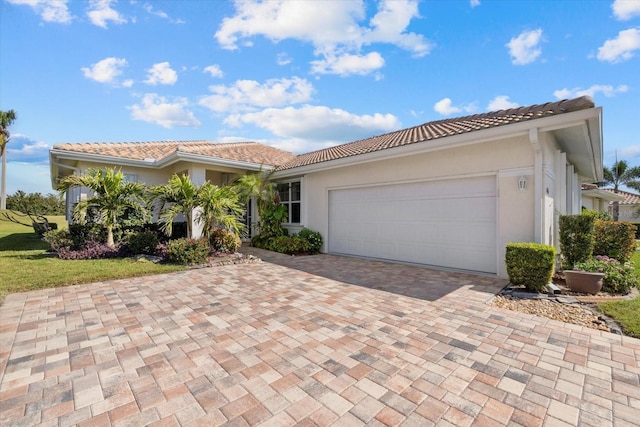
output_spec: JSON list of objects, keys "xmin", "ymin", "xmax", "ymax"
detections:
[{"xmin": 563, "ymin": 270, "xmax": 604, "ymax": 295}]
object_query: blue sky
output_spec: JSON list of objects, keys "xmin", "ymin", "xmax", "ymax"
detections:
[{"xmin": 1, "ymin": 0, "xmax": 639, "ymax": 195}]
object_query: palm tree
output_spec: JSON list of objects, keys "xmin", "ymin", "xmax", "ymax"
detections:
[
  {"xmin": 151, "ymin": 174, "xmax": 201, "ymax": 238},
  {"xmin": 0, "ymin": 109, "xmax": 17, "ymax": 210},
  {"xmin": 58, "ymin": 168, "xmax": 147, "ymax": 247},
  {"xmin": 603, "ymin": 159, "xmax": 640, "ymax": 220},
  {"xmin": 234, "ymin": 168, "xmax": 278, "ymax": 212},
  {"xmin": 197, "ymin": 183, "xmax": 246, "ymax": 238}
]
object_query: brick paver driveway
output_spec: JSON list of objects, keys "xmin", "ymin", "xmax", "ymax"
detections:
[{"xmin": 1, "ymin": 250, "xmax": 639, "ymax": 426}]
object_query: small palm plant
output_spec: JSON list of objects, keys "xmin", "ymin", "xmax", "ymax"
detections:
[
  {"xmin": 58, "ymin": 168, "xmax": 147, "ymax": 248},
  {"xmin": 152, "ymin": 174, "xmax": 245, "ymax": 239}
]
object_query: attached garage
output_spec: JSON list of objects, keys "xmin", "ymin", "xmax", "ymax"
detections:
[{"xmin": 328, "ymin": 176, "xmax": 497, "ymax": 273}]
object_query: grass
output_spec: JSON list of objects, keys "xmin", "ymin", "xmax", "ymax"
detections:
[
  {"xmin": 596, "ymin": 250, "xmax": 640, "ymax": 338},
  {"xmin": 0, "ymin": 211, "xmax": 184, "ymax": 304}
]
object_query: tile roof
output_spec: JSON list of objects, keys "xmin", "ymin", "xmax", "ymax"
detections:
[
  {"xmin": 278, "ymin": 96, "xmax": 595, "ymax": 170},
  {"xmin": 604, "ymin": 189, "xmax": 640, "ymax": 205},
  {"xmin": 52, "ymin": 140, "xmax": 297, "ymax": 167}
]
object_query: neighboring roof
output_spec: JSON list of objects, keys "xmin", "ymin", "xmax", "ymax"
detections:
[
  {"xmin": 603, "ymin": 189, "xmax": 640, "ymax": 205},
  {"xmin": 278, "ymin": 96, "xmax": 595, "ymax": 171},
  {"xmin": 581, "ymin": 184, "xmax": 625, "ymax": 202},
  {"xmin": 51, "ymin": 140, "xmax": 297, "ymax": 167}
]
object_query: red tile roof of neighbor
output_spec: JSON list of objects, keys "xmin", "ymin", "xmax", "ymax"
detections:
[
  {"xmin": 52, "ymin": 140, "xmax": 297, "ymax": 167},
  {"xmin": 277, "ymin": 96, "xmax": 595, "ymax": 170},
  {"xmin": 604, "ymin": 189, "xmax": 640, "ymax": 205}
]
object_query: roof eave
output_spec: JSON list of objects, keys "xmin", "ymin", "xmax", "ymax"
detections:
[
  {"xmin": 275, "ymin": 107, "xmax": 602, "ymax": 178},
  {"xmin": 582, "ymin": 189, "xmax": 624, "ymax": 202}
]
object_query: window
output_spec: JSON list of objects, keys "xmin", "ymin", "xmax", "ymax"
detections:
[
  {"xmin": 277, "ymin": 181, "xmax": 301, "ymax": 224},
  {"xmin": 123, "ymin": 173, "xmax": 138, "ymax": 183}
]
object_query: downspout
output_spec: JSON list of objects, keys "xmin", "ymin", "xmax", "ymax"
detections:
[{"xmin": 529, "ymin": 128, "xmax": 543, "ymax": 243}]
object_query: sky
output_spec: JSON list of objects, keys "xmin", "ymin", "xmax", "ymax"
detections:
[{"xmin": 1, "ymin": 0, "xmax": 640, "ymax": 195}]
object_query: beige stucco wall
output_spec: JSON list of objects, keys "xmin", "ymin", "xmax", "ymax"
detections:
[{"xmin": 299, "ymin": 135, "xmax": 536, "ymax": 278}]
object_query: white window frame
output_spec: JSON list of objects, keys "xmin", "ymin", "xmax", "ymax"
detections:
[{"xmin": 277, "ymin": 179, "xmax": 302, "ymax": 225}]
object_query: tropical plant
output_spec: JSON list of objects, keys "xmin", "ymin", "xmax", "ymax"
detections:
[
  {"xmin": 57, "ymin": 168, "xmax": 147, "ymax": 248},
  {"xmin": 234, "ymin": 168, "xmax": 277, "ymax": 213},
  {"xmin": 151, "ymin": 174, "xmax": 201, "ymax": 239},
  {"xmin": 197, "ymin": 183, "xmax": 245, "ymax": 238},
  {"xmin": 603, "ymin": 160, "xmax": 640, "ymax": 220},
  {"xmin": 151, "ymin": 174, "xmax": 245, "ymax": 240},
  {"xmin": 0, "ymin": 109, "xmax": 17, "ymax": 210}
]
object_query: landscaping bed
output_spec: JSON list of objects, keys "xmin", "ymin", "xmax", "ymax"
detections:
[{"xmin": 491, "ymin": 277, "xmax": 639, "ymax": 337}]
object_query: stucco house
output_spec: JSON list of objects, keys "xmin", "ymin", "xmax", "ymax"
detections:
[
  {"xmin": 581, "ymin": 183, "xmax": 624, "ymax": 212},
  {"xmin": 605, "ymin": 189, "xmax": 640, "ymax": 224},
  {"xmin": 50, "ymin": 96, "xmax": 605, "ymax": 278}
]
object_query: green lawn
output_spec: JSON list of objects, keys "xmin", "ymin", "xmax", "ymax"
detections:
[
  {"xmin": 596, "ymin": 250, "xmax": 640, "ymax": 339},
  {"xmin": 0, "ymin": 212, "xmax": 184, "ymax": 304}
]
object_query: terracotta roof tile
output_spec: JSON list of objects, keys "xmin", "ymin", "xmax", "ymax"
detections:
[
  {"xmin": 52, "ymin": 140, "xmax": 296, "ymax": 167},
  {"xmin": 277, "ymin": 96, "xmax": 595, "ymax": 170},
  {"xmin": 604, "ymin": 189, "xmax": 640, "ymax": 205}
]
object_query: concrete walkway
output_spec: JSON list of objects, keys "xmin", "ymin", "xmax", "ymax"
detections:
[{"xmin": 1, "ymin": 251, "xmax": 639, "ymax": 426}]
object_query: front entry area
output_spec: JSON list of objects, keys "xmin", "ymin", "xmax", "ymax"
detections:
[{"xmin": 328, "ymin": 176, "xmax": 497, "ymax": 273}]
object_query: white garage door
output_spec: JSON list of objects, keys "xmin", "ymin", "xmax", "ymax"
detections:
[{"xmin": 328, "ymin": 176, "xmax": 497, "ymax": 273}]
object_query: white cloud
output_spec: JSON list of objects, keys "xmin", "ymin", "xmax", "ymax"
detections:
[
  {"xmin": 553, "ymin": 84, "xmax": 629, "ymax": 99},
  {"xmin": 215, "ymin": 0, "xmax": 431, "ymax": 76},
  {"xmin": 612, "ymin": 0, "xmax": 640, "ymax": 20},
  {"xmin": 470, "ymin": 0, "xmax": 481, "ymax": 7},
  {"xmin": 5, "ymin": 134, "xmax": 51, "ymax": 163},
  {"xmin": 199, "ymin": 77, "xmax": 314, "ymax": 113},
  {"xmin": 203, "ymin": 65, "xmax": 224, "ymax": 78},
  {"xmin": 434, "ymin": 98, "xmax": 461, "ymax": 115},
  {"xmin": 488, "ymin": 95, "xmax": 519, "ymax": 111},
  {"xmin": 87, "ymin": 0, "xmax": 127, "ymax": 28},
  {"xmin": 276, "ymin": 52, "xmax": 292, "ymax": 66},
  {"xmin": 618, "ymin": 144, "xmax": 640, "ymax": 159},
  {"xmin": 7, "ymin": 0, "xmax": 72, "ymax": 24},
  {"xmin": 597, "ymin": 28, "xmax": 640, "ymax": 63},
  {"xmin": 506, "ymin": 28, "xmax": 543, "ymax": 65},
  {"xmin": 310, "ymin": 52, "xmax": 385, "ymax": 76},
  {"xmin": 129, "ymin": 94, "xmax": 201, "ymax": 128},
  {"xmin": 81, "ymin": 57, "xmax": 129, "ymax": 86},
  {"xmin": 142, "ymin": 3, "xmax": 184, "ymax": 24},
  {"xmin": 433, "ymin": 98, "xmax": 478, "ymax": 116},
  {"xmin": 224, "ymin": 105, "xmax": 400, "ymax": 149},
  {"xmin": 144, "ymin": 62, "xmax": 178, "ymax": 86}
]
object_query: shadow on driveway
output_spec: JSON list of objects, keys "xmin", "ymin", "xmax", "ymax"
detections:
[{"xmin": 239, "ymin": 246, "xmax": 507, "ymax": 303}]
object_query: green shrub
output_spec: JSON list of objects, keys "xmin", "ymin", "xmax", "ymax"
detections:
[
  {"xmin": 68, "ymin": 223, "xmax": 107, "ymax": 248},
  {"xmin": 505, "ymin": 242, "xmax": 555, "ymax": 293},
  {"xmin": 297, "ymin": 228, "xmax": 323, "ymax": 254},
  {"xmin": 574, "ymin": 256, "xmax": 638, "ymax": 294},
  {"xmin": 166, "ymin": 238, "xmax": 210, "ymax": 265},
  {"xmin": 209, "ymin": 228, "xmax": 242, "ymax": 253},
  {"xmin": 268, "ymin": 235, "xmax": 310, "ymax": 254},
  {"xmin": 127, "ymin": 230, "xmax": 160, "ymax": 255},
  {"xmin": 559, "ymin": 214, "xmax": 595, "ymax": 268},
  {"xmin": 43, "ymin": 228, "xmax": 72, "ymax": 252},
  {"xmin": 581, "ymin": 209, "xmax": 612, "ymax": 221},
  {"xmin": 593, "ymin": 220, "xmax": 637, "ymax": 263}
]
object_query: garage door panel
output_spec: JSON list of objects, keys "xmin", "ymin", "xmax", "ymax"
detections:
[{"xmin": 328, "ymin": 177, "xmax": 497, "ymax": 274}]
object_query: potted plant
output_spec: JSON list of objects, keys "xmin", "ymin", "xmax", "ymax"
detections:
[{"xmin": 564, "ymin": 257, "xmax": 609, "ymax": 294}]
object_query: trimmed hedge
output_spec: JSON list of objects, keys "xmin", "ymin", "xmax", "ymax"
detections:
[
  {"xmin": 593, "ymin": 220, "xmax": 637, "ymax": 263},
  {"xmin": 559, "ymin": 214, "xmax": 595, "ymax": 268},
  {"xmin": 166, "ymin": 238, "xmax": 210, "ymax": 265},
  {"xmin": 505, "ymin": 242, "xmax": 556, "ymax": 293}
]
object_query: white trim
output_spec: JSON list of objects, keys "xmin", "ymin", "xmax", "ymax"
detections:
[
  {"xmin": 497, "ymin": 167, "xmax": 534, "ymax": 178},
  {"xmin": 325, "ymin": 171, "xmax": 497, "ymax": 193},
  {"xmin": 275, "ymin": 107, "xmax": 602, "ymax": 178}
]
